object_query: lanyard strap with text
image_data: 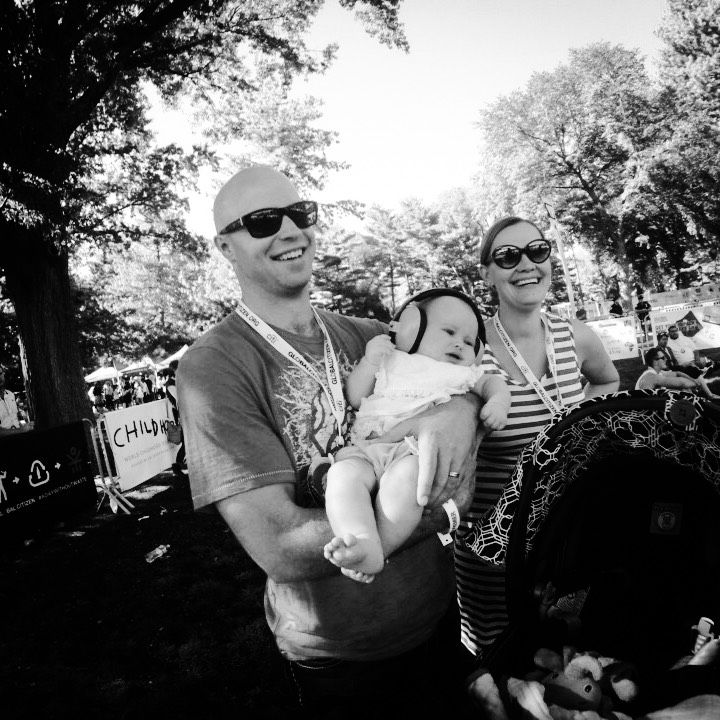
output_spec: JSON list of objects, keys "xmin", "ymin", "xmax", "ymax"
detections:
[
  {"xmin": 493, "ymin": 313, "xmax": 564, "ymax": 414},
  {"xmin": 235, "ymin": 302, "xmax": 346, "ymax": 444}
]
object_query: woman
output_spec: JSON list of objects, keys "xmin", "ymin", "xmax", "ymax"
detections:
[{"xmin": 455, "ymin": 216, "xmax": 619, "ymax": 659}]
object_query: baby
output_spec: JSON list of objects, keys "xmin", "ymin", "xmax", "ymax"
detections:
[{"xmin": 323, "ymin": 290, "xmax": 510, "ymax": 582}]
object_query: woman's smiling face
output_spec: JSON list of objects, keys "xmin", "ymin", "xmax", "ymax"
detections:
[{"xmin": 483, "ymin": 221, "xmax": 552, "ymax": 310}]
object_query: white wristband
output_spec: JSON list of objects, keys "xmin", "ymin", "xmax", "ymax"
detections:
[{"xmin": 442, "ymin": 499, "xmax": 461, "ymax": 533}]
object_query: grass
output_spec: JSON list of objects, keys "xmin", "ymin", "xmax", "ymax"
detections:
[
  {"xmin": 3, "ymin": 351, "xmax": 717, "ymax": 720},
  {"xmin": 1, "ymin": 474, "xmax": 293, "ymax": 720}
]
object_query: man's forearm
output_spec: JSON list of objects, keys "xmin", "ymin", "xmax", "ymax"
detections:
[{"xmin": 217, "ymin": 495, "xmax": 342, "ymax": 583}]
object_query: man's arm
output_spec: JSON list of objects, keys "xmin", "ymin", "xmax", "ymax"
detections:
[
  {"xmin": 639, "ymin": 372, "xmax": 698, "ymax": 391},
  {"xmin": 215, "ymin": 485, "xmax": 341, "ymax": 583},
  {"xmin": 573, "ymin": 319, "xmax": 620, "ymax": 398}
]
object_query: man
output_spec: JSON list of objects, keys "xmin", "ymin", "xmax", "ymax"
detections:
[
  {"xmin": 635, "ymin": 293, "xmax": 651, "ymax": 339},
  {"xmin": 165, "ymin": 360, "xmax": 187, "ymax": 478},
  {"xmin": 666, "ymin": 324, "xmax": 702, "ymax": 376},
  {"xmin": 0, "ymin": 366, "xmax": 21, "ymax": 432},
  {"xmin": 635, "ymin": 348, "xmax": 717, "ymax": 398},
  {"xmin": 608, "ymin": 297, "xmax": 623, "ymax": 317},
  {"xmin": 177, "ymin": 166, "xmax": 479, "ymax": 717}
]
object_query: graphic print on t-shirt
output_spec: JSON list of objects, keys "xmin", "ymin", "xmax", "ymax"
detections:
[{"xmin": 276, "ymin": 353, "xmax": 357, "ymax": 505}]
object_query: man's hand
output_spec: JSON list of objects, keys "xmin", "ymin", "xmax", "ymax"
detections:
[{"xmin": 374, "ymin": 394, "xmax": 483, "ymax": 507}]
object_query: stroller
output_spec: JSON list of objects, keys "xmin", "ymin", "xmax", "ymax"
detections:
[{"xmin": 461, "ymin": 389, "xmax": 720, "ymax": 717}]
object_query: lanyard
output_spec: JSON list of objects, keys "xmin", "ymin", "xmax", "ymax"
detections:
[
  {"xmin": 235, "ymin": 302, "xmax": 346, "ymax": 444},
  {"xmin": 493, "ymin": 313, "xmax": 564, "ymax": 414}
]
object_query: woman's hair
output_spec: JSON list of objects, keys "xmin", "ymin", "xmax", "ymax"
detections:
[{"xmin": 479, "ymin": 216, "xmax": 545, "ymax": 266}]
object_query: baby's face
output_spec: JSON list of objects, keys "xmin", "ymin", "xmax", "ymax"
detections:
[{"xmin": 416, "ymin": 296, "xmax": 480, "ymax": 366}]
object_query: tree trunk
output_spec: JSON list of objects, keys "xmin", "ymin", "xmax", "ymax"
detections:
[{"xmin": 3, "ymin": 229, "xmax": 92, "ymax": 429}]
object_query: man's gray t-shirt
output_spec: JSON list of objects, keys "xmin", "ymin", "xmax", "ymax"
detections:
[{"xmin": 177, "ymin": 309, "xmax": 455, "ymax": 661}]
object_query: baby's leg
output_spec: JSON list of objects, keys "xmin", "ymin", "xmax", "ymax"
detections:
[
  {"xmin": 375, "ymin": 454, "xmax": 423, "ymax": 558},
  {"xmin": 323, "ymin": 458, "xmax": 384, "ymax": 575}
]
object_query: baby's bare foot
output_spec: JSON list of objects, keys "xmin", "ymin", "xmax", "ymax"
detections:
[
  {"xmin": 322, "ymin": 533, "xmax": 384, "ymax": 575},
  {"xmin": 341, "ymin": 567, "xmax": 376, "ymax": 584}
]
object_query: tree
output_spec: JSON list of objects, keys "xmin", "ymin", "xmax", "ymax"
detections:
[
  {"xmin": 0, "ymin": 0, "xmax": 406, "ymax": 429},
  {"xmin": 647, "ymin": 0, "xmax": 720, "ymax": 256},
  {"xmin": 476, "ymin": 43, "xmax": 673, "ymax": 304},
  {"xmin": 658, "ymin": 0, "xmax": 720, "ymax": 120}
]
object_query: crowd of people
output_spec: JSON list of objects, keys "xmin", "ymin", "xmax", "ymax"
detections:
[
  {"xmin": 636, "ymin": 325, "xmax": 720, "ymax": 398},
  {"xmin": 86, "ymin": 369, "xmax": 176, "ymax": 415}
]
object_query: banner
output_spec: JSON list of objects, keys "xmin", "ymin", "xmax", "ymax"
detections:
[
  {"xmin": 0, "ymin": 422, "xmax": 96, "ymax": 536},
  {"xmin": 649, "ymin": 303, "xmax": 720, "ymax": 351},
  {"xmin": 644, "ymin": 284, "xmax": 720, "ymax": 309},
  {"xmin": 586, "ymin": 317, "xmax": 639, "ymax": 360},
  {"xmin": 103, "ymin": 399, "xmax": 175, "ymax": 491}
]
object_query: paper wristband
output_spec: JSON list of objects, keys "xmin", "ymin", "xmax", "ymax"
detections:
[
  {"xmin": 442, "ymin": 499, "xmax": 461, "ymax": 533},
  {"xmin": 436, "ymin": 499, "xmax": 461, "ymax": 545}
]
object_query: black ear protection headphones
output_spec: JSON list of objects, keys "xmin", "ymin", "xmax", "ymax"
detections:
[{"xmin": 388, "ymin": 288, "xmax": 486, "ymax": 356}]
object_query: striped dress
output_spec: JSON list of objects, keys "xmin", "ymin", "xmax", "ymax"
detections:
[{"xmin": 455, "ymin": 313, "xmax": 585, "ymax": 657}]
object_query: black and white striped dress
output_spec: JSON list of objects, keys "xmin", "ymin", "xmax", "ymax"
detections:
[{"xmin": 455, "ymin": 313, "xmax": 585, "ymax": 656}]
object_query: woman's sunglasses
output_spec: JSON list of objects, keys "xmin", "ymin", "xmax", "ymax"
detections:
[
  {"xmin": 218, "ymin": 201, "xmax": 318, "ymax": 238},
  {"xmin": 490, "ymin": 239, "xmax": 552, "ymax": 269}
]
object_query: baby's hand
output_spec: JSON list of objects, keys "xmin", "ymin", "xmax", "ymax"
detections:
[
  {"xmin": 479, "ymin": 400, "xmax": 508, "ymax": 432},
  {"xmin": 364, "ymin": 334, "xmax": 394, "ymax": 367}
]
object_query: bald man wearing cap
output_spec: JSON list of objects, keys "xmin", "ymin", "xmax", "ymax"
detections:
[{"xmin": 177, "ymin": 166, "xmax": 479, "ymax": 717}]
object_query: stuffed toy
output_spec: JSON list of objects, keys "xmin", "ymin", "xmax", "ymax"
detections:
[
  {"xmin": 468, "ymin": 618, "xmax": 720, "ymax": 719},
  {"xmin": 468, "ymin": 646, "xmax": 637, "ymax": 720}
]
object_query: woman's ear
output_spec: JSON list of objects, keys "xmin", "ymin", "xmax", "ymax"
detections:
[{"xmin": 480, "ymin": 264, "xmax": 493, "ymax": 288}]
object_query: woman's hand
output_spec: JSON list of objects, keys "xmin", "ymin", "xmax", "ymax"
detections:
[{"xmin": 373, "ymin": 394, "xmax": 483, "ymax": 507}]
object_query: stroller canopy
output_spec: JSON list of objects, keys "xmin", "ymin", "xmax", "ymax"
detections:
[{"xmin": 462, "ymin": 390, "xmax": 720, "ymax": 673}]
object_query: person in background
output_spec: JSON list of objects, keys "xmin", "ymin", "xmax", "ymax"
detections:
[
  {"xmin": 165, "ymin": 360, "xmax": 187, "ymax": 478},
  {"xmin": 635, "ymin": 347, "xmax": 718, "ymax": 398},
  {"xmin": 666, "ymin": 324, "xmax": 703, "ymax": 376},
  {"xmin": 178, "ymin": 166, "xmax": 480, "ymax": 718},
  {"xmin": 455, "ymin": 215, "xmax": 619, "ymax": 662},
  {"xmin": 635, "ymin": 293, "xmax": 651, "ymax": 339},
  {"xmin": 608, "ymin": 297, "xmax": 624, "ymax": 317},
  {"xmin": 132, "ymin": 379, "xmax": 145, "ymax": 405},
  {"xmin": 0, "ymin": 365, "xmax": 21, "ymax": 433},
  {"xmin": 103, "ymin": 381, "xmax": 115, "ymax": 411}
]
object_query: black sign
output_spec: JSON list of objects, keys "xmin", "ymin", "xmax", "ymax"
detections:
[{"xmin": 0, "ymin": 422, "xmax": 96, "ymax": 538}]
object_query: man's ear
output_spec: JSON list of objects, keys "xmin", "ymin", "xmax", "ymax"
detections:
[{"xmin": 214, "ymin": 234, "xmax": 235, "ymax": 263}]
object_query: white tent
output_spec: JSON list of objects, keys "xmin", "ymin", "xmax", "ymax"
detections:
[
  {"xmin": 119, "ymin": 356, "xmax": 157, "ymax": 376},
  {"xmin": 84, "ymin": 366, "xmax": 119, "ymax": 383},
  {"xmin": 156, "ymin": 344, "xmax": 189, "ymax": 369}
]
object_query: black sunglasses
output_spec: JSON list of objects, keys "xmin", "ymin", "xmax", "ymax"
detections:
[
  {"xmin": 490, "ymin": 239, "xmax": 552, "ymax": 269},
  {"xmin": 218, "ymin": 201, "xmax": 318, "ymax": 238}
]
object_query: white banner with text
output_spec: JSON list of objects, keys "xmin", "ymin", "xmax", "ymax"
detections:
[
  {"xmin": 649, "ymin": 302, "xmax": 720, "ymax": 351},
  {"xmin": 586, "ymin": 317, "xmax": 639, "ymax": 360},
  {"xmin": 103, "ymin": 400, "xmax": 175, "ymax": 491}
]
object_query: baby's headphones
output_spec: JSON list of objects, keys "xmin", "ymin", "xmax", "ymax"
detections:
[{"xmin": 388, "ymin": 288, "xmax": 486, "ymax": 356}]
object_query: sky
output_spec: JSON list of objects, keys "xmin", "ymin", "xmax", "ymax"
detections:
[
  {"xmin": 301, "ymin": 0, "xmax": 667, "ymax": 207},
  {"xmin": 176, "ymin": 0, "xmax": 668, "ymax": 236}
]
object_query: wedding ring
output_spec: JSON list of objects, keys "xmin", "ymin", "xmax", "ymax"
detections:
[{"xmin": 448, "ymin": 471, "xmax": 460, "ymax": 479}]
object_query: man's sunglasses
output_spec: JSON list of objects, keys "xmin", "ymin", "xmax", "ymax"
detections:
[
  {"xmin": 490, "ymin": 239, "xmax": 552, "ymax": 269},
  {"xmin": 218, "ymin": 201, "xmax": 318, "ymax": 238}
]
